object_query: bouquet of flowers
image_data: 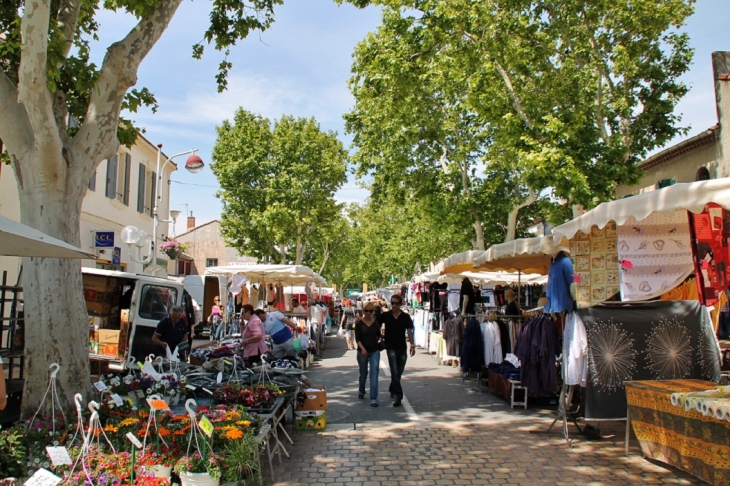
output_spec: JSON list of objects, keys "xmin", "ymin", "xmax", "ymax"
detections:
[{"xmin": 158, "ymin": 240, "xmax": 187, "ymax": 259}]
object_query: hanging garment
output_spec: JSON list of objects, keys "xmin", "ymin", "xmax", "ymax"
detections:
[
  {"xmin": 562, "ymin": 312, "xmax": 588, "ymax": 387},
  {"xmin": 447, "ymin": 284, "xmax": 461, "ymax": 312},
  {"xmin": 514, "ymin": 314, "xmax": 559, "ymax": 397},
  {"xmin": 443, "ymin": 315, "xmax": 463, "ymax": 357},
  {"xmin": 546, "ymin": 252, "xmax": 575, "ymax": 314},
  {"xmin": 479, "ymin": 321, "xmax": 503, "ymax": 366},
  {"xmin": 460, "ymin": 318, "xmax": 485, "ymax": 373}
]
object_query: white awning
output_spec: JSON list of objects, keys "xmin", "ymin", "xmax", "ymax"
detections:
[
  {"xmin": 441, "ymin": 271, "xmax": 548, "ymax": 286},
  {"xmin": 552, "ymin": 178, "xmax": 730, "ymax": 241},
  {"xmin": 205, "ymin": 263, "xmax": 328, "ymax": 287},
  {"xmin": 0, "ymin": 214, "xmax": 97, "ymax": 259},
  {"xmin": 473, "ymin": 236, "xmax": 564, "ymax": 275}
]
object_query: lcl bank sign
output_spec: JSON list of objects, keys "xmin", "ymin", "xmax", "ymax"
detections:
[{"xmin": 95, "ymin": 231, "xmax": 115, "ymax": 248}]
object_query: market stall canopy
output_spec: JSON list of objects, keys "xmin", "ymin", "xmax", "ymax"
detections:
[
  {"xmin": 205, "ymin": 263, "xmax": 328, "ymax": 287},
  {"xmin": 0, "ymin": 214, "xmax": 97, "ymax": 259},
  {"xmin": 440, "ymin": 271, "xmax": 548, "ymax": 286},
  {"xmin": 473, "ymin": 236, "xmax": 565, "ymax": 275},
  {"xmin": 552, "ymin": 178, "xmax": 730, "ymax": 241},
  {"xmin": 435, "ymin": 250, "xmax": 486, "ymax": 274}
]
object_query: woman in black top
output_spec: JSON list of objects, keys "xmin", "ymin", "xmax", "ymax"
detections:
[{"xmin": 355, "ymin": 302, "xmax": 382, "ymax": 407}]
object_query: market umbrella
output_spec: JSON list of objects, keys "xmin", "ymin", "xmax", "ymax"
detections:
[
  {"xmin": 205, "ymin": 263, "xmax": 328, "ymax": 287},
  {"xmin": 0, "ymin": 214, "xmax": 97, "ymax": 259},
  {"xmin": 472, "ymin": 236, "xmax": 566, "ymax": 308},
  {"xmin": 551, "ymin": 178, "xmax": 730, "ymax": 241},
  {"xmin": 435, "ymin": 250, "xmax": 486, "ymax": 274}
]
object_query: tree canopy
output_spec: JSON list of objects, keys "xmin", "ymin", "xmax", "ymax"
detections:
[
  {"xmin": 345, "ymin": 0, "xmax": 695, "ymax": 247},
  {"xmin": 211, "ymin": 109, "xmax": 348, "ymax": 266},
  {"xmin": 0, "ymin": 0, "xmax": 282, "ymax": 416}
]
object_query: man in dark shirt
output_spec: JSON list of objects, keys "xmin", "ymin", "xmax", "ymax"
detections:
[
  {"xmin": 152, "ymin": 306, "xmax": 189, "ymax": 359},
  {"xmin": 381, "ymin": 294, "xmax": 415, "ymax": 407}
]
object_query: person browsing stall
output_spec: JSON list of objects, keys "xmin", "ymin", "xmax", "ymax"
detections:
[
  {"xmin": 380, "ymin": 294, "xmax": 415, "ymax": 407},
  {"xmin": 241, "ymin": 304, "xmax": 268, "ymax": 366},
  {"xmin": 254, "ymin": 308, "xmax": 298, "ymax": 359},
  {"xmin": 152, "ymin": 306, "xmax": 189, "ymax": 359},
  {"xmin": 356, "ymin": 302, "xmax": 383, "ymax": 407},
  {"xmin": 290, "ymin": 298, "xmax": 306, "ymax": 314}
]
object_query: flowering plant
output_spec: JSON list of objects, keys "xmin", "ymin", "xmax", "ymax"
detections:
[
  {"xmin": 213, "ymin": 383, "xmax": 281, "ymax": 409},
  {"xmin": 158, "ymin": 240, "xmax": 187, "ymax": 257},
  {"xmin": 173, "ymin": 451, "xmax": 223, "ymax": 479}
]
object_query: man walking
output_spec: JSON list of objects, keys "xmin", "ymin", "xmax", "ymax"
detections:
[
  {"xmin": 381, "ymin": 294, "xmax": 415, "ymax": 407},
  {"xmin": 152, "ymin": 306, "xmax": 189, "ymax": 360}
]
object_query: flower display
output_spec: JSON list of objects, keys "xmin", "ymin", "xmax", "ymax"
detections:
[
  {"xmin": 158, "ymin": 240, "xmax": 187, "ymax": 259},
  {"xmin": 213, "ymin": 383, "xmax": 282, "ymax": 409},
  {"xmin": 173, "ymin": 451, "xmax": 223, "ymax": 480}
]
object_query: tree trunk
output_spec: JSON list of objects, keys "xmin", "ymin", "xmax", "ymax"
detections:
[
  {"xmin": 472, "ymin": 219, "xmax": 485, "ymax": 250},
  {"xmin": 505, "ymin": 188, "xmax": 537, "ymax": 242},
  {"xmin": 16, "ymin": 152, "xmax": 90, "ymax": 419}
]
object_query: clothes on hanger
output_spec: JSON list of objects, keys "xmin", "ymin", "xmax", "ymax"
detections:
[
  {"xmin": 443, "ymin": 314, "xmax": 463, "ymax": 357},
  {"xmin": 480, "ymin": 320, "xmax": 503, "ymax": 366},
  {"xmin": 514, "ymin": 314, "xmax": 559, "ymax": 397},
  {"xmin": 460, "ymin": 317, "xmax": 485, "ymax": 373}
]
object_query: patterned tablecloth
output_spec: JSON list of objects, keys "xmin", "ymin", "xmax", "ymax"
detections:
[{"xmin": 625, "ymin": 379, "xmax": 730, "ymax": 485}]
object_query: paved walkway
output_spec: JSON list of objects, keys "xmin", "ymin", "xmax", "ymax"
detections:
[{"xmin": 271, "ymin": 332, "xmax": 703, "ymax": 486}]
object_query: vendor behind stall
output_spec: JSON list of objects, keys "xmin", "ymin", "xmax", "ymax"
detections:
[
  {"xmin": 152, "ymin": 306, "xmax": 189, "ymax": 360},
  {"xmin": 254, "ymin": 308, "xmax": 297, "ymax": 358}
]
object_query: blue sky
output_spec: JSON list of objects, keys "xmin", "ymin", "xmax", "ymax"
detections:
[{"xmin": 93, "ymin": 1, "xmax": 730, "ymax": 236}]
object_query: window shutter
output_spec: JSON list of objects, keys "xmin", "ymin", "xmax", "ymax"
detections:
[
  {"xmin": 123, "ymin": 153, "xmax": 131, "ymax": 205},
  {"xmin": 88, "ymin": 170, "xmax": 97, "ymax": 191},
  {"xmin": 105, "ymin": 154, "xmax": 118, "ymax": 198},
  {"xmin": 149, "ymin": 171, "xmax": 156, "ymax": 217},
  {"xmin": 137, "ymin": 164, "xmax": 146, "ymax": 213}
]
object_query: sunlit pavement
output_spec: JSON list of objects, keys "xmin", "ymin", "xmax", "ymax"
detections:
[{"xmin": 270, "ymin": 331, "xmax": 702, "ymax": 485}]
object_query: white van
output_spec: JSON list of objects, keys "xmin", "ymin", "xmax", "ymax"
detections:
[
  {"xmin": 182, "ymin": 275, "xmax": 229, "ymax": 337},
  {"xmin": 82, "ymin": 268, "xmax": 184, "ymax": 361}
]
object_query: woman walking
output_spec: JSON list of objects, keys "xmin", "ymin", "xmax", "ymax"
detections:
[
  {"xmin": 355, "ymin": 302, "xmax": 382, "ymax": 407},
  {"xmin": 340, "ymin": 305, "xmax": 357, "ymax": 350}
]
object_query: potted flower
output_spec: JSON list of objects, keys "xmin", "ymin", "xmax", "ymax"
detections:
[
  {"xmin": 136, "ymin": 445, "xmax": 178, "ymax": 479},
  {"xmin": 173, "ymin": 451, "xmax": 223, "ymax": 486},
  {"xmin": 159, "ymin": 240, "xmax": 188, "ymax": 260}
]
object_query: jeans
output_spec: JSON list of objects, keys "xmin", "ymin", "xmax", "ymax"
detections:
[
  {"xmin": 386, "ymin": 348, "xmax": 408, "ymax": 400},
  {"xmin": 210, "ymin": 318, "xmax": 224, "ymax": 341},
  {"xmin": 357, "ymin": 350, "xmax": 380, "ymax": 402}
]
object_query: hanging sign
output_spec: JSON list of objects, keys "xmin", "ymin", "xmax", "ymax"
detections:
[
  {"xmin": 112, "ymin": 247, "xmax": 121, "ymax": 265},
  {"xmin": 126, "ymin": 432, "xmax": 143, "ymax": 449},
  {"xmin": 23, "ymin": 468, "xmax": 61, "ymax": 486},
  {"xmin": 94, "ymin": 231, "xmax": 114, "ymax": 248},
  {"xmin": 45, "ymin": 446, "xmax": 73, "ymax": 466},
  {"xmin": 199, "ymin": 416, "xmax": 214, "ymax": 437}
]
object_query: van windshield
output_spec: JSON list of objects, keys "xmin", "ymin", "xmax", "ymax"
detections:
[{"xmin": 139, "ymin": 285, "xmax": 178, "ymax": 321}]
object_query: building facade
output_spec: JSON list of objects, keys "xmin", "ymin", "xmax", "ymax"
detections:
[
  {"xmin": 0, "ymin": 132, "xmax": 177, "ymax": 283},
  {"xmin": 616, "ymin": 52, "xmax": 730, "ymax": 197},
  {"xmin": 171, "ymin": 216, "xmax": 256, "ymax": 276}
]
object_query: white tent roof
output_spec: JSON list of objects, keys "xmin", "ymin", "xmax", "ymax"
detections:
[
  {"xmin": 552, "ymin": 178, "xmax": 730, "ymax": 241},
  {"xmin": 0, "ymin": 214, "xmax": 97, "ymax": 259},
  {"xmin": 473, "ymin": 236, "xmax": 564, "ymax": 275},
  {"xmin": 205, "ymin": 263, "xmax": 328, "ymax": 286},
  {"xmin": 441, "ymin": 271, "xmax": 547, "ymax": 286}
]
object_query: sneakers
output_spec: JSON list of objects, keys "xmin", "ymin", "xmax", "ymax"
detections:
[
  {"xmin": 371, "ymin": 402, "xmax": 378, "ymax": 407},
  {"xmin": 358, "ymin": 394, "xmax": 364, "ymax": 399},
  {"xmin": 393, "ymin": 399, "xmax": 402, "ymax": 407}
]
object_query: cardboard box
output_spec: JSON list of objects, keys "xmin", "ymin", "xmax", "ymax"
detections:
[
  {"xmin": 294, "ymin": 410, "xmax": 326, "ymax": 430},
  {"xmin": 86, "ymin": 302, "xmax": 112, "ymax": 316},
  {"xmin": 98, "ymin": 330, "xmax": 121, "ymax": 345},
  {"xmin": 296, "ymin": 386, "xmax": 327, "ymax": 411}
]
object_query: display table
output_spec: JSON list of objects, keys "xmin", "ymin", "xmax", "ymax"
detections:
[{"xmin": 625, "ymin": 379, "xmax": 730, "ymax": 485}]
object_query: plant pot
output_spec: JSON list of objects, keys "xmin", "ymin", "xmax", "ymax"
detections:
[
  {"xmin": 179, "ymin": 472, "xmax": 220, "ymax": 486},
  {"xmin": 136, "ymin": 465, "xmax": 172, "ymax": 479},
  {"xmin": 165, "ymin": 250, "xmax": 181, "ymax": 260}
]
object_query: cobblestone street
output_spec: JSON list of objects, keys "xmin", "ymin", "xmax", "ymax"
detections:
[{"xmin": 270, "ymin": 334, "xmax": 703, "ymax": 486}]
